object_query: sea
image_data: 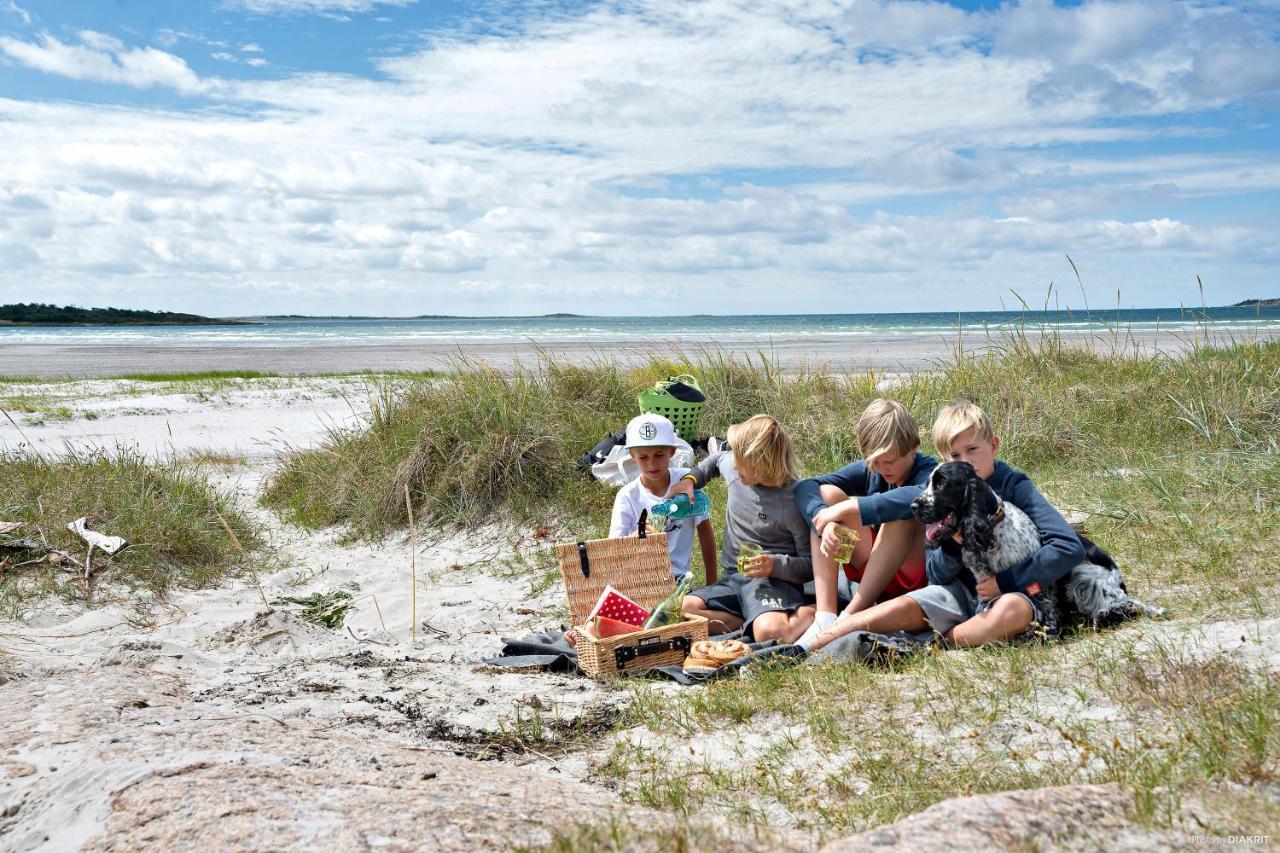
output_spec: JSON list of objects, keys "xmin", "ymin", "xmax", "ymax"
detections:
[{"xmin": 1, "ymin": 307, "xmax": 1277, "ymax": 347}]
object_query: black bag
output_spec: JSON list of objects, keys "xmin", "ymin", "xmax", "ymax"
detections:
[
  {"xmin": 663, "ymin": 380, "xmax": 706, "ymax": 403},
  {"xmin": 577, "ymin": 429, "xmax": 627, "ymax": 472}
]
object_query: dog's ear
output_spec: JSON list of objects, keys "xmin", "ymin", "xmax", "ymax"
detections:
[{"xmin": 961, "ymin": 476, "xmax": 998, "ymax": 552}]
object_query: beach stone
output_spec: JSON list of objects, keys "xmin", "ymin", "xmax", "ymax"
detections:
[
  {"xmin": 0, "ymin": 667, "xmax": 635, "ymax": 851},
  {"xmin": 821, "ymin": 784, "xmax": 1189, "ymax": 852}
]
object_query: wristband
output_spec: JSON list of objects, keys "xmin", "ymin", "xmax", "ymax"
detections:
[{"xmin": 681, "ymin": 474, "xmax": 698, "ymax": 485}]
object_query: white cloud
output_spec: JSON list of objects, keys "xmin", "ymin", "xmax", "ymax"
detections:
[
  {"xmin": 0, "ymin": 0, "xmax": 1277, "ymax": 313},
  {"xmin": 0, "ymin": 31, "xmax": 208, "ymax": 94},
  {"xmin": 240, "ymin": 42, "xmax": 264, "ymax": 52},
  {"xmin": 3, "ymin": 1, "xmax": 30, "ymax": 26}
]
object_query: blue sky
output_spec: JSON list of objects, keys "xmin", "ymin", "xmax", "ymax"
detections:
[{"xmin": 0, "ymin": 0, "xmax": 1277, "ymax": 316}]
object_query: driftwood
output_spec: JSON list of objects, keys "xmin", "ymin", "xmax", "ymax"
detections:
[
  {"xmin": 0, "ymin": 519, "xmax": 130, "ymax": 582},
  {"xmin": 0, "ymin": 533, "xmax": 80, "ymax": 569}
]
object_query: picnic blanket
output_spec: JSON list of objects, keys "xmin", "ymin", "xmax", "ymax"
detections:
[{"xmin": 483, "ymin": 627, "xmax": 932, "ymax": 684}]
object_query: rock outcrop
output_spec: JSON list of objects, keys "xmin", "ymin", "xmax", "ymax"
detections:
[{"xmin": 1, "ymin": 668, "xmax": 631, "ymax": 851}]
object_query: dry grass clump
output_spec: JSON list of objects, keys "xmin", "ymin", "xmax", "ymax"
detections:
[
  {"xmin": 263, "ymin": 338, "xmax": 1280, "ymax": 539},
  {"xmin": 0, "ymin": 447, "xmax": 261, "ymax": 612}
]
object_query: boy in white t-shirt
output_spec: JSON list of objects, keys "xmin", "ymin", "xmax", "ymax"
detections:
[{"xmin": 610, "ymin": 413, "xmax": 717, "ymax": 581}]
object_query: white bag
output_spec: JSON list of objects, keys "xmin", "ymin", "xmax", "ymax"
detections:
[{"xmin": 590, "ymin": 437, "xmax": 695, "ymax": 486}]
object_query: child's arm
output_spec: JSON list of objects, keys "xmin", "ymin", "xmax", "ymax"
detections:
[
  {"xmin": 925, "ymin": 543, "xmax": 963, "ymax": 586},
  {"xmin": 855, "ymin": 453, "xmax": 938, "ymax": 527},
  {"xmin": 997, "ymin": 473, "xmax": 1086, "ymax": 595},
  {"xmin": 794, "ymin": 461, "xmax": 870, "ymax": 530},
  {"xmin": 759, "ymin": 513, "xmax": 813, "ymax": 586},
  {"xmin": 670, "ymin": 450, "xmax": 729, "ymax": 496},
  {"xmin": 696, "ymin": 518, "xmax": 717, "ymax": 584}
]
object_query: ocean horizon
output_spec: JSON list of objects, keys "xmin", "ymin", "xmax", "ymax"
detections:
[{"xmin": 1, "ymin": 305, "xmax": 1277, "ymax": 348}]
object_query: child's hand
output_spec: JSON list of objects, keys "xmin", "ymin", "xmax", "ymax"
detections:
[
  {"xmin": 564, "ymin": 628, "xmax": 579, "ymax": 647},
  {"xmin": 743, "ymin": 553, "xmax": 775, "ymax": 578},
  {"xmin": 665, "ymin": 476, "xmax": 696, "ymax": 500},
  {"xmin": 975, "ymin": 576, "xmax": 1000, "ymax": 601},
  {"xmin": 819, "ymin": 524, "xmax": 844, "ymax": 559},
  {"xmin": 812, "ymin": 500, "xmax": 853, "ymax": 534}
]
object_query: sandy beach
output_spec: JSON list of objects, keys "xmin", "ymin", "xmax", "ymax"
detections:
[
  {"xmin": 2, "ymin": 348, "xmax": 1277, "ymax": 849},
  {"xmin": 4, "ymin": 325, "xmax": 1278, "ymax": 378}
]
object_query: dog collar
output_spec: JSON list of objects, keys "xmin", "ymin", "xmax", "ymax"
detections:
[{"xmin": 993, "ymin": 501, "xmax": 1006, "ymax": 526}]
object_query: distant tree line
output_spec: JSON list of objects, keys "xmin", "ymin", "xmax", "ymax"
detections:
[{"xmin": 0, "ymin": 303, "xmax": 239, "ymax": 325}]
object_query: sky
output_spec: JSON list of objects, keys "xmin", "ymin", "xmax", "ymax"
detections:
[{"xmin": 0, "ymin": 0, "xmax": 1277, "ymax": 317}]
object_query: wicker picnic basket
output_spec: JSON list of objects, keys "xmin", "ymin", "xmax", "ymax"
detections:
[{"xmin": 556, "ymin": 519, "xmax": 708, "ymax": 680}]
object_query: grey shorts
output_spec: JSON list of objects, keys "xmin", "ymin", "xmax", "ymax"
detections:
[
  {"xmin": 906, "ymin": 581, "xmax": 1061, "ymax": 641},
  {"xmin": 691, "ymin": 572, "xmax": 810, "ymax": 636}
]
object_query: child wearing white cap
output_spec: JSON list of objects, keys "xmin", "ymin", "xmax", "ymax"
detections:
[{"xmin": 609, "ymin": 413, "xmax": 717, "ymax": 581}]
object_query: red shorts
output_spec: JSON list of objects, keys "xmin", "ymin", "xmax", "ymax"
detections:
[{"xmin": 842, "ymin": 527, "xmax": 927, "ymax": 600}]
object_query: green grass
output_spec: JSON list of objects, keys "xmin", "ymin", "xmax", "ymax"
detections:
[
  {"xmin": 112, "ymin": 369, "xmax": 279, "ymax": 382},
  {"xmin": 587, "ymin": 639, "xmax": 1277, "ymax": 839},
  {"xmin": 260, "ymin": 329, "xmax": 1280, "ymax": 843},
  {"xmin": 0, "ymin": 447, "xmax": 263, "ymax": 615},
  {"xmin": 262, "ymin": 339, "xmax": 1280, "ymax": 544}
]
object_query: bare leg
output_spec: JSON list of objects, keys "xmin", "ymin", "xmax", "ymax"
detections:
[
  {"xmin": 947, "ymin": 594, "xmax": 1033, "ymax": 647},
  {"xmin": 844, "ymin": 519, "xmax": 924, "ymax": 614},
  {"xmin": 809, "ymin": 484, "xmax": 851, "ymax": 615},
  {"xmin": 682, "ymin": 595, "xmax": 742, "ymax": 634},
  {"xmin": 751, "ymin": 606, "xmax": 817, "ymax": 644},
  {"xmin": 808, "ymin": 595, "xmax": 929, "ymax": 652}
]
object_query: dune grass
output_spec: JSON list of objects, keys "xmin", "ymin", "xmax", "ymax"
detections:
[
  {"xmin": 262, "ymin": 336, "xmax": 1279, "ymax": 547},
  {"xmin": 263, "ymin": 330, "xmax": 1279, "ymax": 842},
  {"xmin": 588, "ymin": 634, "xmax": 1278, "ymax": 840},
  {"xmin": 0, "ymin": 447, "xmax": 262, "ymax": 615},
  {"xmin": 113, "ymin": 369, "xmax": 280, "ymax": 382}
]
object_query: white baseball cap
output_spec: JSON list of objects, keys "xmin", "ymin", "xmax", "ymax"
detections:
[{"xmin": 626, "ymin": 413, "xmax": 678, "ymax": 449}]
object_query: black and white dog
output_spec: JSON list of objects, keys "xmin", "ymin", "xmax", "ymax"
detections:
[{"xmin": 911, "ymin": 461, "xmax": 1165, "ymax": 629}]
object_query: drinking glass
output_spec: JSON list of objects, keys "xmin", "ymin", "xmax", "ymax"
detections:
[
  {"xmin": 737, "ymin": 542, "xmax": 764, "ymax": 574},
  {"xmin": 832, "ymin": 525, "xmax": 859, "ymax": 564}
]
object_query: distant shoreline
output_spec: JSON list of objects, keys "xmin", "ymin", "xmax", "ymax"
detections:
[
  {"xmin": 2, "ymin": 326, "xmax": 1277, "ymax": 379},
  {"xmin": 4, "ymin": 303, "xmax": 1273, "ymax": 325}
]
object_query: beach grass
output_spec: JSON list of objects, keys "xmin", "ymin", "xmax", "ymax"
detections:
[
  {"xmin": 586, "ymin": 634, "xmax": 1278, "ymax": 840},
  {"xmin": 262, "ymin": 330, "xmax": 1279, "ymax": 842},
  {"xmin": 112, "ymin": 369, "xmax": 280, "ymax": 382},
  {"xmin": 262, "ymin": 336, "xmax": 1279, "ymax": 544},
  {"xmin": 0, "ymin": 447, "xmax": 263, "ymax": 615}
]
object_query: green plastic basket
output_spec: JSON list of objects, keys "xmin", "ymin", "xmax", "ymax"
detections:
[{"xmin": 637, "ymin": 374, "xmax": 704, "ymax": 442}]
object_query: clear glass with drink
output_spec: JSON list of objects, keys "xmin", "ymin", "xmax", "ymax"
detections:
[
  {"xmin": 832, "ymin": 525, "xmax": 859, "ymax": 564},
  {"xmin": 737, "ymin": 542, "xmax": 764, "ymax": 574},
  {"xmin": 647, "ymin": 508, "xmax": 669, "ymax": 534}
]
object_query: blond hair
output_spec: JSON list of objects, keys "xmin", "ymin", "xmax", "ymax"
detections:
[
  {"xmin": 932, "ymin": 400, "xmax": 994, "ymax": 456},
  {"xmin": 856, "ymin": 399, "xmax": 920, "ymax": 463},
  {"xmin": 726, "ymin": 414, "xmax": 798, "ymax": 486}
]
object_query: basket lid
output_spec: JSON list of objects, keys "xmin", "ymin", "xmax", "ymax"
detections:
[{"xmin": 556, "ymin": 533, "xmax": 676, "ymax": 624}]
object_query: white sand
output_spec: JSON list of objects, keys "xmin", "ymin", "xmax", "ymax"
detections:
[
  {"xmin": 1, "ymin": 378, "xmax": 628, "ymax": 848},
  {"xmin": 1, "ymin": 377, "xmax": 1275, "ymax": 848}
]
